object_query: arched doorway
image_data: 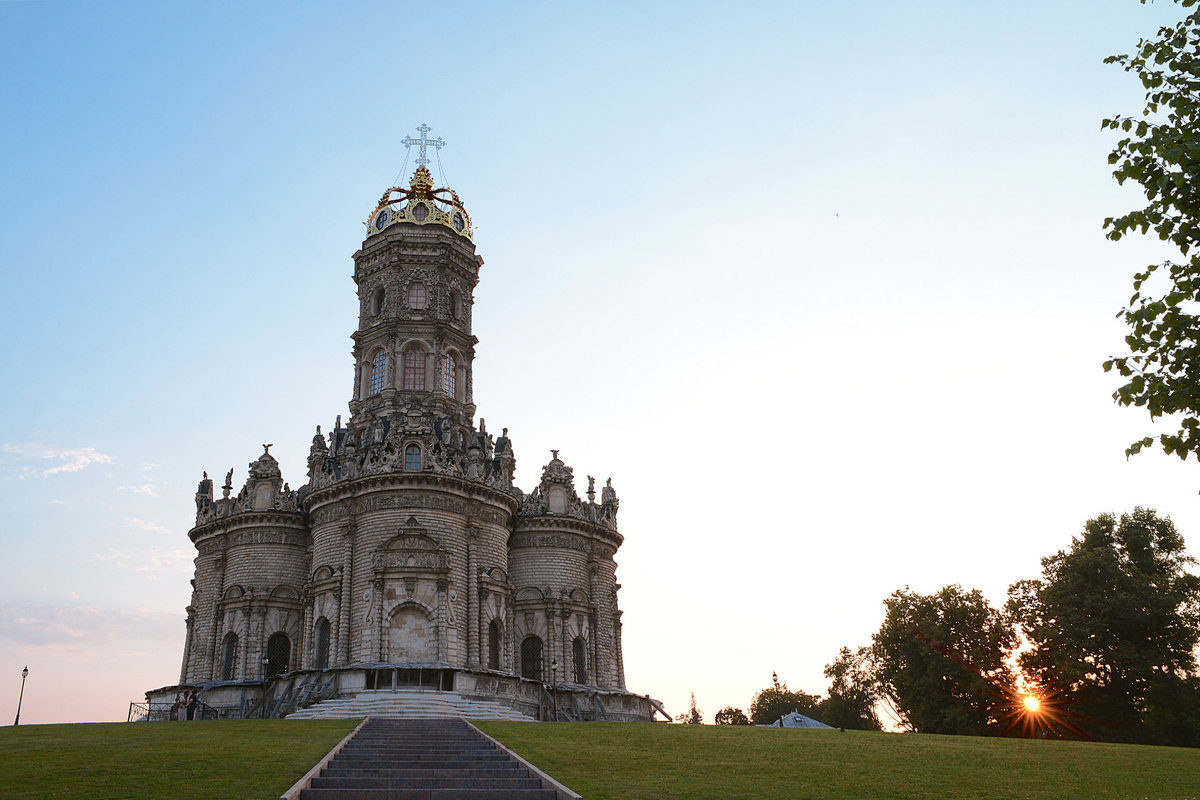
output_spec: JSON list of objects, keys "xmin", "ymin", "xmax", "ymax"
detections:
[
  {"xmin": 266, "ymin": 633, "xmax": 290, "ymax": 678},
  {"xmin": 572, "ymin": 637, "xmax": 587, "ymax": 684},
  {"xmin": 488, "ymin": 619, "xmax": 502, "ymax": 670},
  {"xmin": 221, "ymin": 633, "xmax": 238, "ymax": 681},
  {"xmin": 520, "ymin": 635, "xmax": 543, "ymax": 681},
  {"xmin": 314, "ymin": 618, "xmax": 331, "ymax": 670},
  {"xmin": 387, "ymin": 606, "xmax": 437, "ymax": 663}
]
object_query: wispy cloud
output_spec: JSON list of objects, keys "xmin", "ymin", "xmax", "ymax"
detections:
[
  {"xmin": 124, "ymin": 517, "xmax": 172, "ymax": 535},
  {"xmin": 93, "ymin": 546, "xmax": 194, "ymax": 576},
  {"xmin": 1, "ymin": 442, "xmax": 114, "ymax": 478},
  {"xmin": 49, "ymin": 499, "xmax": 67, "ymax": 506},
  {"xmin": 0, "ymin": 601, "xmax": 183, "ymax": 655},
  {"xmin": 118, "ymin": 484, "xmax": 159, "ymax": 497}
]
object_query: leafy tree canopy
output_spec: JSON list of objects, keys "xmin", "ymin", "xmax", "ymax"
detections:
[
  {"xmin": 714, "ymin": 706, "xmax": 751, "ymax": 725},
  {"xmin": 872, "ymin": 585, "xmax": 1015, "ymax": 735},
  {"xmin": 822, "ymin": 646, "xmax": 883, "ymax": 731},
  {"xmin": 1007, "ymin": 508, "xmax": 1200, "ymax": 745},
  {"xmin": 1103, "ymin": 0, "xmax": 1200, "ymax": 459}
]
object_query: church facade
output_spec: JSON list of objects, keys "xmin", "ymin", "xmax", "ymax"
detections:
[{"xmin": 151, "ymin": 157, "xmax": 656, "ymax": 722}]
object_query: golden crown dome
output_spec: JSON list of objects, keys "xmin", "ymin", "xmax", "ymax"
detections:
[{"xmin": 365, "ymin": 166, "xmax": 473, "ymax": 241}]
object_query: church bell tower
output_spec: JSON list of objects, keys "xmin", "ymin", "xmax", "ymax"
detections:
[{"xmin": 347, "ymin": 156, "xmax": 481, "ymax": 438}]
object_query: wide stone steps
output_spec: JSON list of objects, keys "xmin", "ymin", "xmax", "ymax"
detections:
[
  {"xmin": 298, "ymin": 718, "xmax": 558, "ymax": 800},
  {"xmin": 286, "ymin": 690, "xmax": 536, "ymax": 721}
]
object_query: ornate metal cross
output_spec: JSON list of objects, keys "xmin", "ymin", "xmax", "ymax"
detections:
[{"xmin": 402, "ymin": 123, "xmax": 445, "ymax": 167}]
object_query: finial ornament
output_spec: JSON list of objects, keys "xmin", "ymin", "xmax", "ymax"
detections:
[
  {"xmin": 551, "ymin": 449, "xmax": 559, "ymax": 460},
  {"xmin": 262, "ymin": 443, "xmax": 273, "ymax": 455},
  {"xmin": 402, "ymin": 123, "xmax": 445, "ymax": 168}
]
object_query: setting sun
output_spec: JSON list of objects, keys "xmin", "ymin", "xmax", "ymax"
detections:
[{"xmin": 1023, "ymin": 696, "xmax": 1041, "ymax": 712}]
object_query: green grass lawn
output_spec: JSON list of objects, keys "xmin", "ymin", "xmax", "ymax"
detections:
[
  {"xmin": 4, "ymin": 718, "xmax": 1199, "ymax": 800},
  {"xmin": 476, "ymin": 721, "xmax": 1200, "ymax": 800},
  {"xmin": 0, "ymin": 719, "xmax": 357, "ymax": 800}
]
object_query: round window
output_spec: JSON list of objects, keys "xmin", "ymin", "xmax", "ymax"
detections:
[
  {"xmin": 412, "ymin": 203, "xmax": 429, "ymax": 223},
  {"xmin": 375, "ymin": 209, "xmax": 388, "ymax": 229},
  {"xmin": 453, "ymin": 212, "xmax": 464, "ymax": 231}
]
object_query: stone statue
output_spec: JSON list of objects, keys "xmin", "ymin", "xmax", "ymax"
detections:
[
  {"xmin": 222, "ymin": 469, "xmax": 234, "ymax": 499},
  {"xmin": 587, "ymin": 475, "xmax": 596, "ymax": 503},
  {"xmin": 495, "ymin": 427, "xmax": 510, "ymax": 454}
]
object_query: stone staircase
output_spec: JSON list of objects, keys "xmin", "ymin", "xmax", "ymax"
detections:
[
  {"xmin": 286, "ymin": 690, "xmax": 536, "ymax": 721},
  {"xmin": 297, "ymin": 718, "xmax": 562, "ymax": 800}
]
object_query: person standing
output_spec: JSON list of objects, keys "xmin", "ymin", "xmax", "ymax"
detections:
[{"xmin": 186, "ymin": 690, "xmax": 199, "ymax": 721}]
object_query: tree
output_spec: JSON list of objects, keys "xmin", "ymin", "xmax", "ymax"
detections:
[
  {"xmin": 748, "ymin": 672, "xmax": 823, "ymax": 725},
  {"xmin": 1102, "ymin": 1, "xmax": 1200, "ymax": 459},
  {"xmin": 820, "ymin": 646, "xmax": 883, "ymax": 731},
  {"xmin": 1007, "ymin": 508, "xmax": 1200, "ymax": 745},
  {"xmin": 676, "ymin": 691, "xmax": 703, "ymax": 724},
  {"xmin": 871, "ymin": 585, "xmax": 1015, "ymax": 735},
  {"xmin": 714, "ymin": 706, "xmax": 751, "ymax": 725}
]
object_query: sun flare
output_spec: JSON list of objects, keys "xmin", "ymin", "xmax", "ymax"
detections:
[{"xmin": 1022, "ymin": 695, "xmax": 1041, "ymax": 712}]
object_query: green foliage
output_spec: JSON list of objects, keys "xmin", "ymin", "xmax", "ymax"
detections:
[
  {"xmin": 713, "ymin": 706, "xmax": 751, "ymax": 725},
  {"xmin": 871, "ymin": 585, "xmax": 1015, "ymax": 735},
  {"xmin": 0, "ymin": 718, "xmax": 357, "ymax": 800},
  {"xmin": 748, "ymin": 672, "xmax": 823, "ymax": 725},
  {"xmin": 1007, "ymin": 508, "xmax": 1200, "ymax": 745},
  {"xmin": 1102, "ymin": 0, "xmax": 1200, "ymax": 459},
  {"xmin": 676, "ymin": 691, "xmax": 703, "ymax": 724},
  {"xmin": 821, "ymin": 646, "xmax": 883, "ymax": 731},
  {"xmin": 477, "ymin": 720, "xmax": 1200, "ymax": 800}
]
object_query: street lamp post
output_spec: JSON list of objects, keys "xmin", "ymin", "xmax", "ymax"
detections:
[
  {"xmin": 260, "ymin": 655, "xmax": 270, "ymax": 719},
  {"xmin": 551, "ymin": 660, "xmax": 559, "ymax": 722},
  {"xmin": 14, "ymin": 666, "xmax": 28, "ymax": 726}
]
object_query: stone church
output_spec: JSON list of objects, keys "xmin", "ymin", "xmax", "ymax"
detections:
[{"xmin": 148, "ymin": 147, "xmax": 658, "ymax": 722}]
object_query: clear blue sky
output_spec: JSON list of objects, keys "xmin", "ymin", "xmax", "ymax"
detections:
[{"xmin": 1, "ymin": 0, "xmax": 1195, "ymax": 724}]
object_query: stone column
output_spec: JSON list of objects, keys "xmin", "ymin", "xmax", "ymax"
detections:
[
  {"xmin": 338, "ymin": 523, "xmax": 355, "ymax": 666},
  {"xmin": 206, "ymin": 552, "xmax": 227, "ymax": 680},
  {"xmin": 373, "ymin": 577, "xmax": 385, "ymax": 661},
  {"xmin": 302, "ymin": 596, "xmax": 314, "ymax": 670},
  {"xmin": 180, "ymin": 612, "xmax": 195, "ymax": 684},
  {"xmin": 437, "ymin": 579, "xmax": 449, "ymax": 662},
  {"xmin": 615, "ymin": 609, "xmax": 625, "ymax": 690},
  {"xmin": 505, "ymin": 593, "xmax": 515, "ymax": 673},
  {"xmin": 239, "ymin": 606, "xmax": 252, "ymax": 680},
  {"xmin": 466, "ymin": 526, "xmax": 479, "ymax": 667},
  {"xmin": 588, "ymin": 565, "xmax": 601, "ymax": 684}
]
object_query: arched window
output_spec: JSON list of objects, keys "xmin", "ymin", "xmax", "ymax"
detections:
[
  {"xmin": 442, "ymin": 354, "xmax": 456, "ymax": 397},
  {"xmin": 369, "ymin": 350, "xmax": 387, "ymax": 396},
  {"xmin": 266, "ymin": 633, "xmax": 290, "ymax": 678},
  {"xmin": 407, "ymin": 282, "xmax": 427, "ymax": 309},
  {"xmin": 221, "ymin": 633, "xmax": 239, "ymax": 681},
  {"xmin": 372, "ymin": 287, "xmax": 386, "ymax": 316},
  {"xmin": 402, "ymin": 345, "xmax": 426, "ymax": 391},
  {"xmin": 404, "ymin": 444, "xmax": 421, "ymax": 471},
  {"xmin": 488, "ymin": 620, "xmax": 502, "ymax": 670},
  {"xmin": 573, "ymin": 637, "xmax": 586, "ymax": 684},
  {"xmin": 520, "ymin": 635, "xmax": 543, "ymax": 681},
  {"xmin": 314, "ymin": 618, "xmax": 331, "ymax": 670}
]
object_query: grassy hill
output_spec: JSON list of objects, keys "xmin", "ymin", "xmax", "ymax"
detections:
[
  {"xmin": 0, "ymin": 719, "xmax": 355, "ymax": 800},
  {"xmin": 2, "ymin": 718, "xmax": 1198, "ymax": 799},
  {"xmin": 477, "ymin": 721, "xmax": 1200, "ymax": 800}
]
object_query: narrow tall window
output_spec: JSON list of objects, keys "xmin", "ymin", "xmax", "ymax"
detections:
[
  {"xmin": 442, "ymin": 354, "xmax": 456, "ymax": 397},
  {"xmin": 314, "ymin": 618, "xmax": 331, "ymax": 670},
  {"xmin": 266, "ymin": 633, "xmax": 290, "ymax": 678},
  {"xmin": 221, "ymin": 633, "xmax": 239, "ymax": 681},
  {"xmin": 402, "ymin": 346, "xmax": 426, "ymax": 391},
  {"xmin": 407, "ymin": 282, "xmax": 427, "ymax": 309},
  {"xmin": 520, "ymin": 636, "xmax": 543, "ymax": 681},
  {"xmin": 372, "ymin": 287, "xmax": 385, "ymax": 316},
  {"xmin": 404, "ymin": 444, "xmax": 421, "ymax": 471},
  {"xmin": 573, "ymin": 637, "xmax": 586, "ymax": 684},
  {"xmin": 370, "ymin": 350, "xmax": 386, "ymax": 396},
  {"xmin": 488, "ymin": 620, "xmax": 502, "ymax": 670}
]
